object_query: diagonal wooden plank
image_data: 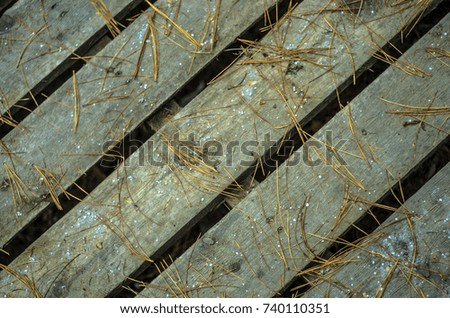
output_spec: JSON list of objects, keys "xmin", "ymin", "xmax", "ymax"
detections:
[
  {"xmin": 301, "ymin": 163, "xmax": 449, "ymax": 298},
  {"xmin": 0, "ymin": 0, "xmax": 275, "ymax": 248},
  {"xmin": 138, "ymin": 13, "xmax": 450, "ymax": 297},
  {"xmin": 0, "ymin": 0, "xmax": 446, "ymax": 297},
  {"xmin": 0, "ymin": 0, "xmax": 143, "ymax": 118}
]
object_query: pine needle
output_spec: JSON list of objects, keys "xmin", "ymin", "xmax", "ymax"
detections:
[
  {"xmin": 145, "ymin": 0, "xmax": 200, "ymax": 49},
  {"xmin": 33, "ymin": 165, "xmax": 87, "ymax": 211},
  {"xmin": 90, "ymin": 0, "xmax": 123, "ymax": 37},
  {"xmin": 3, "ymin": 163, "xmax": 34, "ymax": 208},
  {"xmin": 323, "ymin": 17, "xmax": 356, "ymax": 85},
  {"xmin": 72, "ymin": 70, "xmax": 80, "ymax": 132},
  {"xmin": 211, "ymin": 0, "xmax": 221, "ymax": 51},
  {"xmin": 133, "ymin": 17, "xmax": 151, "ymax": 79},
  {"xmin": 0, "ymin": 264, "xmax": 42, "ymax": 298},
  {"xmin": 372, "ymin": 47, "xmax": 431, "ymax": 78},
  {"xmin": 149, "ymin": 13, "xmax": 159, "ymax": 81}
]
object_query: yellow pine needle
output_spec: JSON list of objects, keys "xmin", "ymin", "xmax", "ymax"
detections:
[
  {"xmin": 90, "ymin": 0, "xmax": 123, "ymax": 37},
  {"xmin": 145, "ymin": 0, "xmax": 200, "ymax": 49}
]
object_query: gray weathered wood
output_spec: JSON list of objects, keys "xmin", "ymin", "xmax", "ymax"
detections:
[
  {"xmin": 0, "ymin": 0, "xmax": 139, "ymax": 113},
  {"xmin": 0, "ymin": 0, "xmax": 275, "ymax": 248},
  {"xmin": 139, "ymin": 13, "xmax": 450, "ymax": 297},
  {"xmin": 0, "ymin": 0, "xmax": 446, "ymax": 297},
  {"xmin": 302, "ymin": 163, "xmax": 449, "ymax": 297}
]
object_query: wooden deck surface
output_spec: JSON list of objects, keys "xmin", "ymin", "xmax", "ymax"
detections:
[
  {"xmin": 0, "ymin": 0, "xmax": 448, "ymax": 298},
  {"xmin": 0, "ymin": 0, "xmax": 276, "ymax": 248}
]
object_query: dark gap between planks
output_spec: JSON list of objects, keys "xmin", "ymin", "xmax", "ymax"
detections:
[
  {"xmin": 0, "ymin": 0, "xmax": 155, "ymax": 138},
  {"xmin": 278, "ymin": 136, "xmax": 450, "ymax": 297},
  {"xmin": 0, "ymin": 0, "xmax": 305, "ymax": 270},
  {"xmin": 113, "ymin": 3, "xmax": 450, "ymax": 297},
  {"xmin": 0, "ymin": 0, "xmax": 16, "ymax": 17}
]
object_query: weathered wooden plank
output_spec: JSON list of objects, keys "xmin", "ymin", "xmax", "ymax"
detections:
[
  {"xmin": 138, "ymin": 13, "xmax": 450, "ymax": 297},
  {"xmin": 0, "ymin": 0, "xmax": 446, "ymax": 297},
  {"xmin": 0, "ymin": 0, "xmax": 141, "ymax": 115},
  {"xmin": 0, "ymin": 0, "xmax": 275, "ymax": 248},
  {"xmin": 301, "ymin": 163, "xmax": 449, "ymax": 297}
]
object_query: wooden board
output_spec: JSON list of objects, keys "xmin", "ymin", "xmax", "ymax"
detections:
[
  {"xmin": 0, "ymin": 0, "xmax": 275, "ymax": 248},
  {"xmin": 0, "ymin": 0, "xmax": 447, "ymax": 297},
  {"xmin": 138, "ymin": 13, "xmax": 450, "ymax": 297},
  {"xmin": 0, "ymin": 0, "xmax": 140, "ymax": 115},
  {"xmin": 301, "ymin": 163, "xmax": 449, "ymax": 297}
]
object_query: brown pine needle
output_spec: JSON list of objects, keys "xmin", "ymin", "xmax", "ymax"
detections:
[
  {"xmin": 133, "ymin": 18, "xmax": 152, "ymax": 79},
  {"xmin": 237, "ymin": 38, "xmax": 329, "ymax": 67},
  {"xmin": 72, "ymin": 70, "xmax": 80, "ymax": 132},
  {"xmin": 401, "ymin": 0, "xmax": 433, "ymax": 38},
  {"xmin": 372, "ymin": 48, "xmax": 431, "ymax": 78},
  {"xmin": 347, "ymin": 103, "xmax": 372, "ymax": 165},
  {"xmin": 260, "ymin": 1, "xmax": 298, "ymax": 32},
  {"xmin": 374, "ymin": 261, "xmax": 398, "ymax": 298},
  {"xmin": 149, "ymin": 13, "xmax": 159, "ymax": 81},
  {"xmin": 90, "ymin": 0, "xmax": 123, "ymax": 37},
  {"xmin": 32, "ymin": 165, "xmax": 86, "ymax": 211},
  {"xmin": 146, "ymin": 0, "xmax": 200, "ymax": 49},
  {"xmin": 380, "ymin": 97, "xmax": 450, "ymax": 116},
  {"xmin": 323, "ymin": 17, "xmax": 356, "ymax": 85},
  {"xmin": 426, "ymin": 47, "xmax": 450, "ymax": 67},
  {"xmin": 163, "ymin": 0, "xmax": 182, "ymax": 36},
  {"xmin": 3, "ymin": 163, "xmax": 35, "ymax": 208},
  {"xmin": 33, "ymin": 165, "xmax": 64, "ymax": 210},
  {"xmin": 16, "ymin": 25, "xmax": 45, "ymax": 68},
  {"xmin": 0, "ymin": 264, "xmax": 42, "ymax": 298},
  {"xmin": 208, "ymin": 48, "xmax": 246, "ymax": 84},
  {"xmin": 103, "ymin": 217, "xmax": 153, "ymax": 263},
  {"xmin": 0, "ymin": 113, "xmax": 19, "ymax": 128},
  {"xmin": 211, "ymin": 0, "xmax": 221, "ymax": 51}
]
